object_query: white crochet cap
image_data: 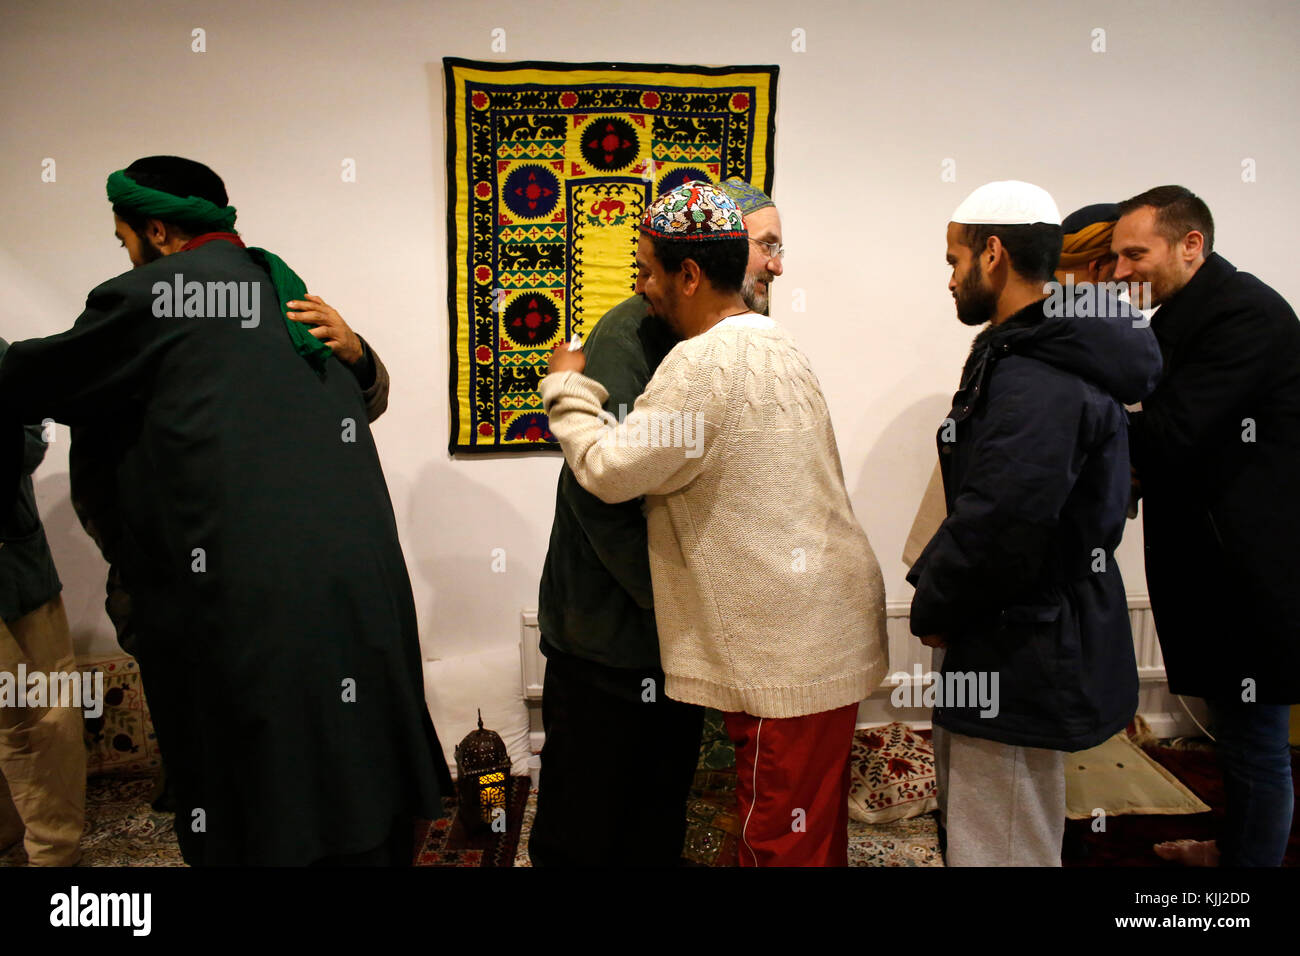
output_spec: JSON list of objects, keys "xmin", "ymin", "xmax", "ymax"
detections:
[{"xmin": 951, "ymin": 180, "xmax": 1061, "ymax": 226}]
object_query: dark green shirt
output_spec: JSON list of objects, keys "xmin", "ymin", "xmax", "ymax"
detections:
[
  {"xmin": 537, "ymin": 295, "xmax": 679, "ymax": 690},
  {"xmin": 0, "ymin": 337, "xmax": 61, "ymax": 623}
]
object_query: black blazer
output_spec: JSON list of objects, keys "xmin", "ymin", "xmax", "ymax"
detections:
[{"xmin": 1130, "ymin": 252, "xmax": 1300, "ymax": 703}]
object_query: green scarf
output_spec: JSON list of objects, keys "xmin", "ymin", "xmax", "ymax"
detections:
[{"xmin": 106, "ymin": 169, "xmax": 333, "ymax": 370}]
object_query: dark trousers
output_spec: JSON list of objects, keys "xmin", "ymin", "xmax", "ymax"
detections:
[
  {"xmin": 528, "ymin": 654, "xmax": 703, "ymax": 866},
  {"xmin": 1207, "ymin": 697, "xmax": 1295, "ymax": 866}
]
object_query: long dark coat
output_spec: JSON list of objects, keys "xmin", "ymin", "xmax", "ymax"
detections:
[
  {"xmin": 908, "ymin": 293, "xmax": 1163, "ymax": 751},
  {"xmin": 0, "ymin": 241, "xmax": 450, "ymax": 864},
  {"xmin": 1130, "ymin": 252, "xmax": 1300, "ymax": 704}
]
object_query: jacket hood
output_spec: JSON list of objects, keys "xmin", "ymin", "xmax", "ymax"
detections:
[{"xmin": 975, "ymin": 289, "xmax": 1164, "ymax": 405}]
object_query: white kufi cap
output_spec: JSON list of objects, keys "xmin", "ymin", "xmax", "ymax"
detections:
[{"xmin": 950, "ymin": 180, "xmax": 1061, "ymax": 226}]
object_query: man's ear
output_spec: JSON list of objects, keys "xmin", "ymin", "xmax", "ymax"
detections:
[
  {"xmin": 679, "ymin": 256, "xmax": 703, "ymax": 296},
  {"xmin": 146, "ymin": 218, "xmax": 168, "ymax": 249},
  {"xmin": 985, "ymin": 235, "xmax": 1005, "ymax": 273}
]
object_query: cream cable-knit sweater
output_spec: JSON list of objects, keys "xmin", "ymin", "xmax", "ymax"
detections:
[{"xmin": 540, "ymin": 314, "xmax": 889, "ymax": 718}]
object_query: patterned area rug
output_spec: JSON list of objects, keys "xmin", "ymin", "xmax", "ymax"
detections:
[
  {"xmin": 1, "ymin": 775, "xmax": 530, "ymax": 867},
  {"xmin": 0, "ymin": 775, "xmax": 182, "ymax": 867},
  {"xmin": 679, "ymin": 767, "xmax": 943, "ymax": 867},
  {"xmin": 443, "ymin": 58, "xmax": 777, "ymax": 452},
  {"xmin": 513, "ymin": 789, "xmax": 537, "ymax": 867},
  {"xmin": 850, "ymin": 813, "xmax": 944, "ymax": 867},
  {"xmin": 414, "ymin": 777, "xmax": 531, "ymax": 867}
]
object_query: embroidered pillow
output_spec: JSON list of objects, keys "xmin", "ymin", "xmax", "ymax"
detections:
[
  {"xmin": 81, "ymin": 655, "xmax": 162, "ymax": 777},
  {"xmin": 848, "ymin": 722, "xmax": 938, "ymax": 824}
]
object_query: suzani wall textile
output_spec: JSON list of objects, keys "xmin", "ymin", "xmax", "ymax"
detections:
[{"xmin": 444, "ymin": 58, "xmax": 778, "ymax": 453}]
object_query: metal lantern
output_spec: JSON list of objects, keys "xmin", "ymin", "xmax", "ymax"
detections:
[{"xmin": 454, "ymin": 709, "xmax": 511, "ymax": 831}]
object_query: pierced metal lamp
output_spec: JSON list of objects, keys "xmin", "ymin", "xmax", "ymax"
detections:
[{"xmin": 454, "ymin": 709, "xmax": 511, "ymax": 831}]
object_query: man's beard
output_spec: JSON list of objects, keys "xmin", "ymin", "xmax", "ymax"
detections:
[
  {"xmin": 954, "ymin": 259, "xmax": 996, "ymax": 326},
  {"xmin": 1137, "ymin": 264, "xmax": 1185, "ymax": 308},
  {"xmin": 740, "ymin": 271, "xmax": 772, "ymax": 315},
  {"xmin": 134, "ymin": 228, "xmax": 163, "ymax": 266},
  {"xmin": 641, "ymin": 291, "xmax": 681, "ymax": 336},
  {"xmin": 641, "ymin": 291, "xmax": 660, "ymax": 320}
]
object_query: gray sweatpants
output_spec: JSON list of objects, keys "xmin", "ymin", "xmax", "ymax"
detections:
[{"xmin": 932, "ymin": 723, "xmax": 1065, "ymax": 866}]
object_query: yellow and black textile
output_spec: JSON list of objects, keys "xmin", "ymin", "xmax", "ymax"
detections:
[{"xmin": 443, "ymin": 58, "xmax": 778, "ymax": 452}]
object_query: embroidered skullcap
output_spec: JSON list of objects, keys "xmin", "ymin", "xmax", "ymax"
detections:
[
  {"xmin": 641, "ymin": 181, "xmax": 747, "ymax": 241},
  {"xmin": 717, "ymin": 177, "xmax": 775, "ymax": 216},
  {"xmin": 951, "ymin": 180, "xmax": 1061, "ymax": 226}
]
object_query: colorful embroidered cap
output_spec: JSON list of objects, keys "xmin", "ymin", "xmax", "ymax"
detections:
[
  {"xmin": 641, "ymin": 181, "xmax": 747, "ymax": 241},
  {"xmin": 717, "ymin": 177, "xmax": 775, "ymax": 216},
  {"xmin": 951, "ymin": 180, "xmax": 1061, "ymax": 226}
]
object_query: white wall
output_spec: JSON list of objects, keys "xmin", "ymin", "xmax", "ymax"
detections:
[{"xmin": 2, "ymin": 0, "xmax": 1296, "ymax": 674}]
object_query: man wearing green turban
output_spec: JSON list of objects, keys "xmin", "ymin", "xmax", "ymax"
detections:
[
  {"xmin": 0, "ymin": 155, "xmax": 450, "ymax": 865},
  {"xmin": 83, "ymin": 157, "xmax": 393, "ymax": 676}
]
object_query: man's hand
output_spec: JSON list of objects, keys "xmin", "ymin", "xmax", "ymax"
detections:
[
  {"xmin": 286, "ymin": 294, "xmax": 364, "ymax": 365},
  {"xmin": 919, "ymin": 634, "xmax": 947, "ymax": 648},
  {"xmin": 1127, "ymin": 465, "xmax": 1142, "ymax": 519},
  {"xmin": 548, "ymin": 341, "xmax": 586, "ymax": 376}
]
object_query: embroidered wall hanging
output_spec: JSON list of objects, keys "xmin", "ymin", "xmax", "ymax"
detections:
[{"xmin": 444, "ymin": 58, "xmax": 778, "ymax": 453}]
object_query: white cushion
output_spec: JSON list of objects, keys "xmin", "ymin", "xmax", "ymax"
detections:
[{"xmin": 423, "ymin": 645, "xmax": 531, "ymax": 778}]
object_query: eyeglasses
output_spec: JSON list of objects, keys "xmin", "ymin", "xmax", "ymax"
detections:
[{"xmin": 749, "ymin": 238, "xmax": 785, "ymax": 260}]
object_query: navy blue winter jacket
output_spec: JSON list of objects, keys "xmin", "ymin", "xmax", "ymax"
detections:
[{"xmin": 907, "ymin": 291, "xmax": 1163, "ymax": 751}]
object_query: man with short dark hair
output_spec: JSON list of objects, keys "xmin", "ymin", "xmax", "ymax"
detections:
[
  {"xmin": 0, "ymin": 155, "xmax": 450, "ymax": 866},
  {"xmin": 1115, "ymin": 184, "xmax": 1300, "ymax": 867},
  {"xmin": 543, "ymin": 182, "xmax": 888, "ymax": 867},
  {"xmin": 73, "ymin": 159, "xmax": 393, "ymax": 814},
  {"xmin": 910, "ymin": 180, "xmax": 1161, "ymax": 866}
]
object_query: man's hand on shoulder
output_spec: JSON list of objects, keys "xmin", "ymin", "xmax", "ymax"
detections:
[{"xmin": 286, "ymin": 294, "xmax": 363, "ymax": 365}]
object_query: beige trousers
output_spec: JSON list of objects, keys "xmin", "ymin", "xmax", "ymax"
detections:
[{"xmin": 0, "ymin": 595, "xmax": 86, "ymax": 865}]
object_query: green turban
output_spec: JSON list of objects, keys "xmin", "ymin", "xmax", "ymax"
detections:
[
  {"xmin": 107, "ymin": 169, "xmax": 238, "ymax": 232},
  {"xmin": 106, "ymin": 169, "xmax": 331, "ymax": 371}
]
